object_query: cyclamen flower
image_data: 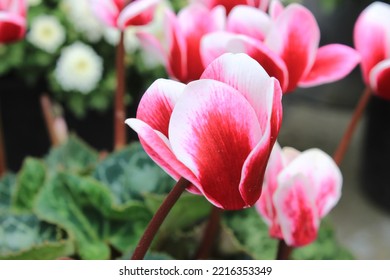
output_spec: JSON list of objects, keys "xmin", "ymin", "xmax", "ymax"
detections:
[
  {"xmin": 27, "ymin": 15, "xmax": 65, "ymax": 53},
  {"xmin": 354, "ymin": 2, "xmax": 390, "ymax": 100},
  {"xmin": 126, "ymin": 53, "xmax": 282, "ymax": 210},
  {"xmin": 256, "ymin": 143, "xmax": 342, "ymax": 246},
  {"xmin": 202, "ymin": 1, "xmax": 360, "ymax": 93},
  {"xmin": 54, "ymin": 42, "xmax": 103, "ymax": 94},
  {"xmin": 90, "ymin": 0, "xmax": 160, "ymax": 30},
  {"xmin": 0, "ymin": 0, "xmax": 27, "ymax": 43},
  {"xmin": 137, "ymin": 3, "xmax": 226, "ymax": 83}
]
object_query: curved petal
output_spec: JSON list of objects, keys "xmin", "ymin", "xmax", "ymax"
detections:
[
  {"xmin": 136, "ymin": 31, "xmax": 167, "ymax": 67},
  {"xmin": 177, "ymin": 4, "xmax": 225, "ymax": 82},
  {"xmin": 201, "ymin": 53, "xmax": 279, "ymax": 130},
  {"xmin": 117, "ymin": 0, "xmax": 160, "ymax": 28},
  {"xmin": 299, "ymin": 44, "xmax": 361, "ymax": 87},
  {"xmin": 201, "ymin": 0, "xmax": 248, "ymax": 14},
  {"xmin": 369, "ymin": 59, "xmax": 390, "ymax": 100},
  {"xmin": 265, "ymin": 4, "xmax": 320, "ymax": 92},
  {"xmin": 227, "ymin": 5, "xmax": 271, "ymax": 41},
  {"xmin": 279, "ymin": 148, "xmax": 342, "ymax": 217},
  {"xmin": 136, "ymin": 79, "xmax": 185, "ymax": 138},
  {"xmin": 269, "ymin": 0, "xmax": 284, "ymax": 19},
  {"xmin": 201, "ymin": 31, "xmax": 289, "ymax": 90},
  {"xmin": 0, "ymin": 13, "xmax": 25, "ymax": 43},
  {"xmin": 90, "ymin": 0, "xmax": 120, "ymax": 28},
  {"xmin": 169, "ymin": 79, "xmax": 262, "ymax": 210},
  {"xmin": 274, "ymin": 174, "xmax": 319, "ymax": 246},
  {"xmin": 126, "ymin": 119, "xmax": 201, "ymax": 194},
  {"xmin": 354, "ymin": 2, "xmax": 390, "ymax": 84},
  {"xmin": 281, "ymin": 146, "xmax": 300, "ymax": 165},
  {"xmin": 164, "ymin": 8, "xmax": 187, "ymax": 82},
  {"xmin": 256, "ymin": 142, "xmax": 284, "ymax": 226}
]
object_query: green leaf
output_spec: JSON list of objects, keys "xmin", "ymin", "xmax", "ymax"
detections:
[
  {"xmin": 224, "ymin": 207, "xmax": 277, "ymax": 260},
  {"xmin": 144, "ymin": 193, "xmax": 212, "ymax": 244},
  {"xmin": 45, "ymin": 135, "xmax": 99, "ymax": 176},
  {"xmin": 34, "ymin": 172, "xmax": 151, "ymax": 259},
  {"xmin": 12, "ymin": 158, "xmax": 46, "ymax": 212},
  {"xmin": 0, "ymin": 213, "xmax": 73, "ymax": 260},
  {"xmin": 93, "ymin": 142, "xmax": 175, "ymax": 205},
  {"xmin": 0, "ymin": 173, "xmax": 16, "ymax": 211},
  {"xmin": 224, "ymin": 208, "xmax": 354, "ymax": 260}
]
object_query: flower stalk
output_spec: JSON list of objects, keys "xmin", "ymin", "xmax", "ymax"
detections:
[
  {"xmin": 333, "ymin": 87, "xmax": 371, "ymax": 165},
  {"xmin": 131, "ymin": 177, "xmax": 191, "ymax": 260},
  {"xmin": 195, "ymin": 206, "xmax": 223, "ymax": 259},
  {"xmin": 40, "ymin": 94, "xmax": 60, "ymax": 147},
  {"xmin": 276, "ymin": 239, "xmax": 293, "ymax": 260},
  {"xmin": 114, "ymin": 31, "xmax": 127, "ymax": 151}
]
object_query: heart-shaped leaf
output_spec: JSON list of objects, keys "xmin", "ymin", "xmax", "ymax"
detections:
[
  {"xmin": 0, "ymin": 173, "xmax": 16, "ymax": 211},
  {"xmin": 93, "ymin": 142, "xmax": 175, "ymax": 204},
  {"xmin": 12, "ymin": 158, "xmax": 46, "ymax": 213},
  {"xmin": 34, "ymin": 172, "xmax": 151, "ymax": 259},
  {"xmin": 0, "ymin": 213, "xmax": 73, "ymax": 260}
]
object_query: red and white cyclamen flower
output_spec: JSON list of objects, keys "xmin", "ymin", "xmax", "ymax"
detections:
[
  {"xmin": 0, "ymin": 0, "xmax": 26, "ymax": 43},
  {"xmin": 354, "ymin": 1, "xmax": 390, "ymax": 100},
  {"xmin": 126, "ymin": 53, "xmax": 282, "ymax": 210},
  {"xmin": 90, "ymin": 0, "xmax": 160, "ymax": 29},
  {"xmin": 201, "ymin": 0, "xmax": 360, "ymax": 93},
  {"xmin": 256, "ymin": 142, "xmax": 342, "ymax": 246}
]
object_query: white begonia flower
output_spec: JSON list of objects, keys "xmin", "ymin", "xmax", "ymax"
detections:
[
  {"xmin": 61, "ymin": 0, "xmax": 105, "ymax": 42},
  {"xmin": 27, "ymin": 15, "xmax": 66, "ymax": 53},
  {"xmin": 55, "ymin": 42, "xmax": 103, "ymax": 94},
  {"xmin": 28, "ymin": 0, "xmax": 42, "ymax": 6}
]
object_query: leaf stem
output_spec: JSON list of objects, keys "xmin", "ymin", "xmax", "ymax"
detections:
[
  {"xmin": 195, "ymin": 205, "xmax": 223, "ymax": 259},
  {"xmin": 333, "ymin": 87, "xmax": 371, "ymax": 165},
  {"xmin": 114, "ymin": 31, "xmax": 127, "ymax": 151},
  {"xmin": 276, "ymin": 239, "xmax": 293, "ymax": 260},
  {"xmin": 131, "ymin": 177, "xmax": 190, "ymax": 260}
]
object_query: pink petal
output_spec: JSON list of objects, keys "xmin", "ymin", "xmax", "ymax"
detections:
[
  {"xmin": 201, "ymin": 0, "xmax": 249, "ymax": 14},
  {"xmin": 281, "ymin": 146, "xmax": 300, "ymax": 165},
  {"xmin": 274, "ymin": 174, "xmax": 319, "ymax": 246},
  {"xmin": 227, "ymin": 5, "xmax": 271, "ymax": 41},
  {"xmin": 369, "ymin": 59, "xmax": 390, "ymax": 100},
  {"xmin": 90, "ymin": 0, "xmax": 120, "ymax": 28},
  {"xmin": 177, "ymin": 4, "xmax": 225, "ymax": 82},
  {"xmin": 265, "ymin": 4, "xmax": 320, "ymax": 92},
  {"xmin": 117, "ymin": 0, "xmax": 160, "ymax": 28},
  {"xmin": 354, "ymin": 2, "xmax": 390, "ymax": 84},
  {"xmin": 256, "ymin": 142, "xmax": 284, "ymax": 231},
  {"xmin": 136, "ymin": 31, "xmax": 167, "ymax": 67},
  {"xmin": 269, "ymin": 0, "xmax": 284, "ymax": 19},
  {"xmin": 164, "ymin": 8, "xmax": 187, "ymax": 82},
  {"xmin": 201, "ymin": 31, "xmax": 289, "ymax": 89},
  {"xmin": 125, "ymin": 119, "xmax": 201, "ymax": 194},
  {"xmin": 0, "ymin": 13, "xmax": 25, "ymax": 43},
  {"xmin": 136, "ymin": 79, "xmax": 185, "ymax": 138},
  {"xmin": 299, "ymin": 44, "xmax": 361, "ymax": 87},
  {"xmin": 169, "ymin": 79, "xmax": 262, "ymax": 210},
  {"xmin": 201, "ymin": 53, "xmax": 281, "ymax": 131},
  {"xmin": 279, "ymin": 149, "xmax": 342, "ymax": 217}
]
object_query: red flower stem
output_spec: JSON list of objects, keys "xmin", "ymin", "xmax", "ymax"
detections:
[
  {"xmin": 195, "ymin": 206, "xmax": 223, "ymax": 259},
  {"xmin": 131, "ymin": 177, "xmax": 191, "ymax": 260},
  {"xmin": 276, "ymin": 239, "xmax": 293, "ymax": 260},
  {"xmin": 40, "ymin": 94, "xmax": 60, "ymax": 147},
  {"xmin": 0, "ymin": 108, "xmax": 6, "ymax": 177},
  {"xmin": 114, "ymin": 31, "xmax": 127, "ymax": 151},
  {"xmin": 333, "ymin": 87, "xmax": 371, "ymax": 165}
]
